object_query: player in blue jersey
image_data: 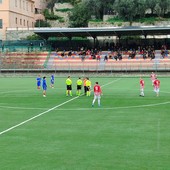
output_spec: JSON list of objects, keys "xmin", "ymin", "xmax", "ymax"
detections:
[
  {"xmin": 50, "ymin": 74, "xmax": 55, "ymax": 88},
  {"xmin": 42, "ymin": 76, "xmax": 47, "ymax": 97},
  {"xmin": 36, "ymin": 75, "xmax": 41, "ymax": 89}
]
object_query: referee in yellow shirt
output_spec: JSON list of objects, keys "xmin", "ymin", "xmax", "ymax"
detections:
[
  {"xmin": 76, "ymin": 77, "xmax": 83, "ymax": 96},
  {"xmin": 86, "ymin": 77, "xmax": 91, "ymax": 96},
  {"xmin": 66, "ymin": 76, "xmax": 72, "ymax": 96}
]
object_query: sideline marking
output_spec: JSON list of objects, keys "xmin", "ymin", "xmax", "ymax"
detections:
[{"xmin": 0, "ymin": 78, "xmax": 121, "ymax": 136}]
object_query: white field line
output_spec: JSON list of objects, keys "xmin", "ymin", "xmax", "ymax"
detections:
[
  {"xmin": 0, "ymin": 101, "xmax": 169, "ymax": 111},
  {"xmin": 0, "ymin": 78, "xmax": 121, "ymax": 136},
  {"xmin": 0, "ymin": 105, "xmax": 48, "ymax": 110},
  {"xmin": 53, "ymin": 101, "xmax": 170, "ymax": 111},
  {"xmin": 0, "ymin": 96, "xmax": 79, "ymax": 136}
]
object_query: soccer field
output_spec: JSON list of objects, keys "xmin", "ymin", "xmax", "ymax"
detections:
[{"xmin": 0, "ymin": 76, "xmax": 169, "ymax": 170}]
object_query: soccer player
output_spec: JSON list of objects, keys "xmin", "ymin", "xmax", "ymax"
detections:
[
  {"xmin": 150, "ymin": 72, "xmax": 156, "ymax": 86},
  {"xmin": 36, "ymin": 75, "xmax": 41, "ymax": 89},
  {"xmin": 153, "ymin": 77, "xmax": 160, "ymax": 97},
  {"xmin": 92, "ymin": 82, "xmax": 102, "ymax": 107},
  {"xmin": 86, "ymin": 77, "xmax": 91, "ymax": 96},
  {"xmin": 83, "ymin": 77, "xmax": 87, "ymax": 95},
  {"xmin": 76, "ymin": 77, "xmax": 83, "ymax": 96},
  {"xmin": 139, "ymin": 77, "xmax": 144, "ymax": 97},
  {"xmin": 42, "ymin": 76, "xmax": 47, "ymax": 97},
  {"xmin": 66, "ymin": 76, "xmax": 72, "ymax": 96},
  {"xmin": 50, "ymin": 74, "xmax": 55, "ymax": 88}
]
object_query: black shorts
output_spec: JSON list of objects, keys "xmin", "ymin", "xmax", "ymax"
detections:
[
  {"xmin": 67, "ymin": 85, "xmax": 72, "ymax": 90},
  {"xmin": 86, "ymin": 86, "xmax": 90, "ymax": 91},
  {"xmin": 77, "ymin": 85, "xmax": 81, "ymax": 90}
]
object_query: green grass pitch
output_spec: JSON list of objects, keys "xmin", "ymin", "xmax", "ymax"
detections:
[{"xmin": 0, "ymin": 76, "xmax": 170, "ymax": 170}]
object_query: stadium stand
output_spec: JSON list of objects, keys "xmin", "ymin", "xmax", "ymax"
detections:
[
  {"xmin": 0, "ymin": 48, "xmax": 169, "ymax": 71},
  {"xmin": 0, "ymin": 52, "xmax": 48, "ymax": 69}
]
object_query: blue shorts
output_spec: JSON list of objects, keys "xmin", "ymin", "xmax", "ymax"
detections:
[
  {"xmin": 37, "ymin": 82, "xmax": 41, "ymax": 86},
  {"xmin": 51, "ymin": 80, "xmax": 54, "ymax": 84},
  {"xmin": 43, "ymin": 86, "xmax": 47, "ymax": 90}
]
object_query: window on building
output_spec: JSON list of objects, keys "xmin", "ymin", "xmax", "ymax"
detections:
[
  {"xmin": 23, "ymin": 0, "xmax": 25, "ymax": 9},
  {"xmin": 35, "ymin": 8, "xmax": 38, "ymax": 14},
  {"xmin": 16, "ymin": 18, "xmax": 18, "ymax": 24},
  {"xmin": 31, "ymin": 4, "xmax": 33, "ymax": 12},
  {"xmin": 20, "ymin": 19, "xmax": 22, "ymax": 25},
  {"xmin": 26, "ymin": 2, "xmax": 28, "ymax": 11},
  {"xmin": 27, "ymin": 21, "xmax": 29, "ymax": 27},
  {"xmin": 19, "ymin": 0, "xmax": 21, "ymax": 8},
  {"xmin": 0, "ymin": 19, "xmax": 3, "ymax": 29},
  {"xmin": 15, "ymin": 0, "xmax": 17, "ymax": 7},
  {"xmin": 24, "ymin": 19, "xmax": 25, "ymax": 26}
]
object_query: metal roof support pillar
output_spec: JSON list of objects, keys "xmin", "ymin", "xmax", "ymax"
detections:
[
  {"xmin": 144, "ymin": 34, "xmax": 147, "ymax": 47},
  {"xmin": 93, "ymin": 36, "xmax": 96, "ymax": 48},
  {"xmin": 68, "ymin": 36, "xmax": 72, "ymax": 50},
  {"xmin": 118, "ymin": 35, "xmax": 121, "ymax": 42},
  {"xmin": 117, "ymin": 35, "xmax": 121, "ymax": 46}
]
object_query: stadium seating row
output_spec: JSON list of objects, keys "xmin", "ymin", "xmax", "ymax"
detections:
[{"xmin": 0, "ymin": 51, "xmax": 170, "ymax": 70}]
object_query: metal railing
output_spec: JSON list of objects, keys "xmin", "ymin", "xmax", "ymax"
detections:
[{"xmin": 1, "ymin": 59, "xmax": 170, "ymax": 72}]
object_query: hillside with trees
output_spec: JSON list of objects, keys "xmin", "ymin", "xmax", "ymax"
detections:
[{"xmin": 40, "ymin": 0, "xmax": 170, "ymax": 27}]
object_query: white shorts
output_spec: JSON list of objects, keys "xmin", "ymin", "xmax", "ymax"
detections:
[
  {"xmin": 93, "ymin": 94, "xmax": 101, "ymax": 100},
  {"xmin": 154, "ymin": 87, "xmax": 160, "ymax": 93}
]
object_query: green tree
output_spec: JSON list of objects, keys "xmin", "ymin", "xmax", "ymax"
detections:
[
  {"xmin": 26, "ymin": 34, "xmax": 43, "ymax": 40},
  {"xmin": 114, "ymin": 0, "xmax": 137, "ymax": 24},
  {"xmin": 68, "ymin": 1, "xmax": 92, "ymax": 27},
  {"xmin": 35, "ymin": 20, "xmax": 51, "ymax": 27},
  {"xmin": 146, "ymin": 0, "xmax": 158, "ymax": 14},
  {"xmin": 47, "ymin": 0, "xmax": 57, "ymax": 13},
  {"xmin": 157, "ymin": 0, "xmax": 170, "ymax": 16},
  {"xmin": 90, "ymin": 0, "xmax": 114, "ymax": 19},
  {"xmin": 134, "ymin": 0, "xmax": 146, "ymax": 18},
  {"xmin": 114, "ymin": 0, "xmax": 148, "ymax": 23}
]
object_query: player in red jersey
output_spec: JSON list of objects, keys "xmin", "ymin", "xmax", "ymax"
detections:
[
  {"xmin": 150, "ymin": 72, "xmax": 156, "ymax": 86},
  {"xmin": 92, "ymin": 82, "xmax": 102, "ymax": 107},
  {"xmin": 153, "ymin": 77, "xmax": 160, "ymax": 96},
  {"xmin": 139, "ymin": 77, "xmax": 145, "ymax": 97}
]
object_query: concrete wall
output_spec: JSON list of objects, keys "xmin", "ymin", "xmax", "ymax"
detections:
[
  {"xmin": 6, "ymin": 28, "xmax": 34, "ymax": 40},
  {"xmin": 89, "ymin": 21, "xmax": 170, "ymax": 27}
]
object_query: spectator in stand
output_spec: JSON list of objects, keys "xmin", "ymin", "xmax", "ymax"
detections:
[
  {"xmin": 96, "ymin": 55, "xmax": 101, "ymax": 61},
  {"xmin": 104, "ymin": 55, "xmax": 108, "ymax": 61}
]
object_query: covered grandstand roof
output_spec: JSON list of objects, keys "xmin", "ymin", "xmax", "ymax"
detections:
[{"xmin": 34, "ymin": 26, "xmax": 170, "ymax": 39}]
